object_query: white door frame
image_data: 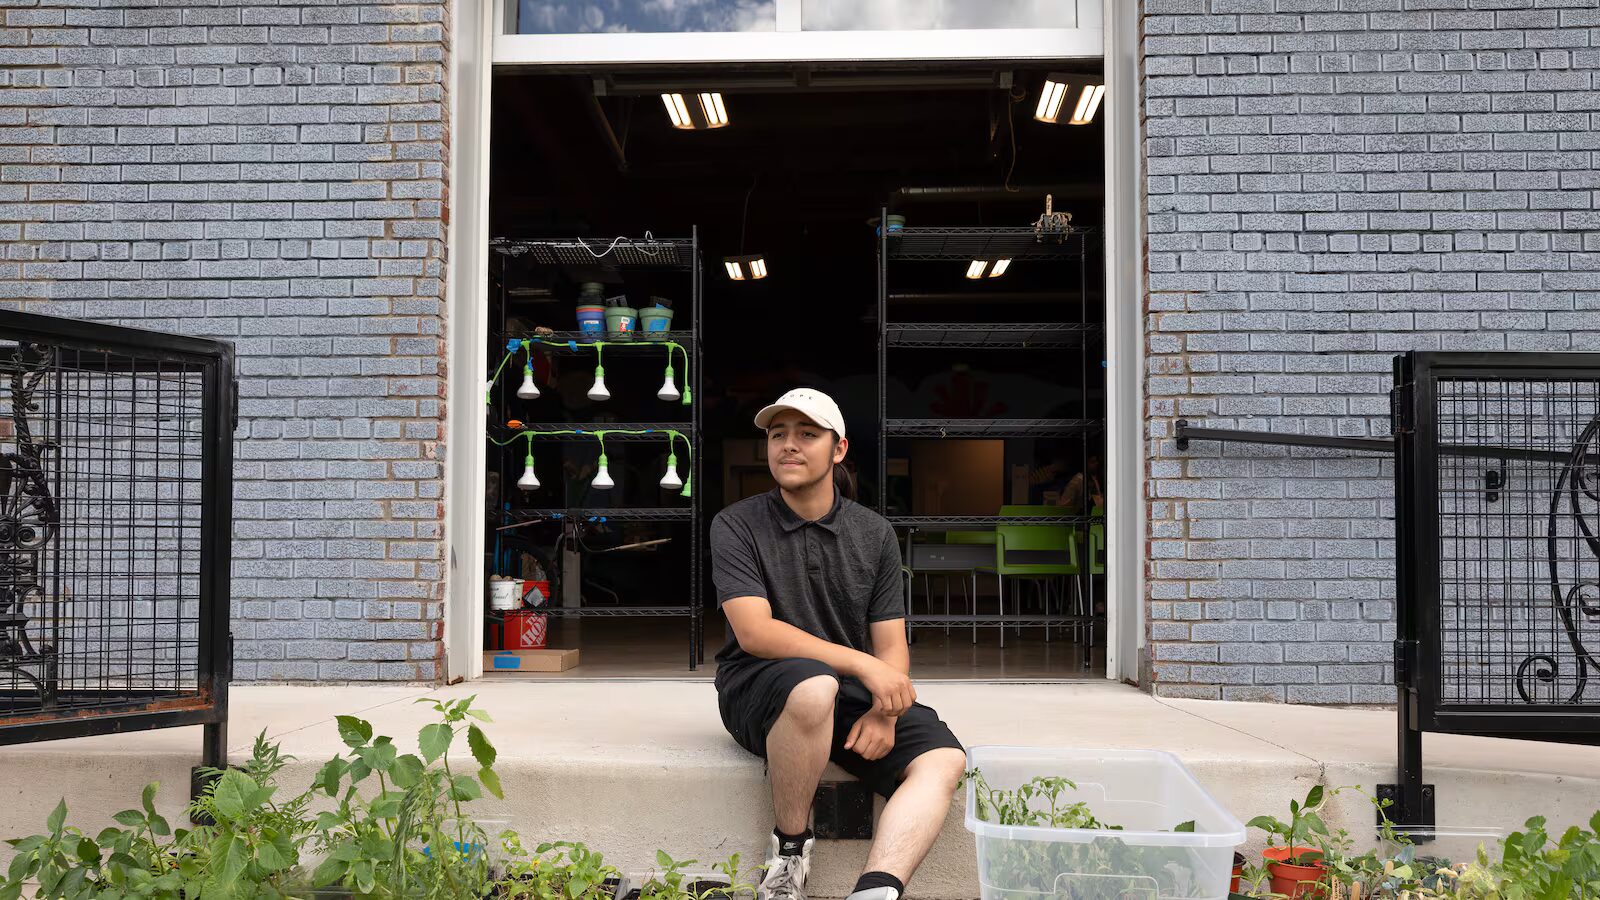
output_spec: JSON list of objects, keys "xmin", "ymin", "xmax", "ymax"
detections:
[
  {"xmin": 1102, "ymin": 0, "xmax": 1145, "ymax": 686},
  {"xmin": 443, "ymin": 0, "xmax": 1143, "ymax": 683}
]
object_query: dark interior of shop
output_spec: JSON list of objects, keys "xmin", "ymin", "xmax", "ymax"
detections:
[{"xmin": 485, "ymin": 63, "xmax": 1106, "ymax": 678}]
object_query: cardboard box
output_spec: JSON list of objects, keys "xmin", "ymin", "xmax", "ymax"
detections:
[{"xmin": 485, "ymin": 648, "xmax": 579, "ymax": 673}]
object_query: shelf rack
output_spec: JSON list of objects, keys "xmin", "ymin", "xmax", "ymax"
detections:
[
  {"xmin": 885, "ymin": 322, "xmax": 1100, "ymax": 349},
  {"xmin": 885, "ymin": 227, "xmax": 1092, "ymax": 261},
  {"xmin": 883, "ymin": 418, "xmax": 1102, "ymax": 438},
  {"xmin": 507, "ymin": 508, "xmax": 693, "ymax": 523},
  {"xmin": 490, "ymin": 236, "xmax": 695, "ymax": 269},
  {"xmin": 876, "ymin": 210, "xmax": 1102, "ymax": 670},
  {"xmin": 489, "ymin": 230, "xmax": 704, "ymax": 669},
  {"xmin": 499, "ymin": 331, "xmax": 696, "ymax": 349}
]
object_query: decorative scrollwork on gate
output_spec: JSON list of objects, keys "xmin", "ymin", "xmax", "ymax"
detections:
[
  {"xmin": 0, "ymin": 344, "xmax": 58, "ymax": 704},
  {"xmin": 1526, "ymin": 416, "xmax": 1600, "ymax": 703}
]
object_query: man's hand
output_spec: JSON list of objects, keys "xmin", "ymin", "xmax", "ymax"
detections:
[
  {"xmin": 844, "ymin": 711, "xmax": 897, "ymax": 761},
  {"xmin": 858, "ymin": 656, "xmax": 916, "ymax": 716}
]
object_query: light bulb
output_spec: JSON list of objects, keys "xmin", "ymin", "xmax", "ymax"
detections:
[
  {"xmin": 658, "ymin": 366, "xmax": 680, "ymax": 402},
  {"xmin": 679, "ymin": 474, "xmax": 692, "ymax": 498},
  {"xmin": 661, "ymin": 453, "xmax": 682, "ymax": 490},
  {"xmin": 517, "ymin": 454, "xmax": 539, "ymax": 490},
  {"xmin": 588, "ymin": 365, "xmax": 610, "ymax": 401},
  {"xmin": 517, "ymin": 366, "xmax": 540, "ymax": 399},
  {"xmin": 592, "ymin": 453, "xmax": 614, "ymax": 490}
]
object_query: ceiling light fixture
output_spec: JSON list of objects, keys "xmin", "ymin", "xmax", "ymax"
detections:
[
  {"xmin": 1036, "ymin": 73, "xmax": 1103, "ymax": 125},
  {"xmin": 661, "ymin": 91, "xmax": 729, "ymax": 130},
  {"xmin": 725, "ymin": 176, "xmax": 767, "ymax": 282},
  {"xmin": 724, "ymin": 255, "xmax": 767, "ymax": 281},
  {"xmin": 965, "ymin": 259, "xmax": 1012, "ymax": 279}
]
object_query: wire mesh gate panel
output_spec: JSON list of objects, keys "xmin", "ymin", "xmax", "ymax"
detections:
[
  {"xmin": 1399, "ymin": 352, "xmax": 1600, "ymax": 738},
  {"xmin": 0, "ymin": 311, "xmax": 232, "ymax": 750}
]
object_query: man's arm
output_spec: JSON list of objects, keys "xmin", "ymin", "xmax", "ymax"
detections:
[
  {"xmin": 723, "ymin": 596, "xmax": 916, "ymax": 715},
  {"xmin": 869, "ymin": 618, "xmax": 910, "ymax": 675}
]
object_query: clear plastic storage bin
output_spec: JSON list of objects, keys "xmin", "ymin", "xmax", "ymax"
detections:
[{"xmin": 965, "ymin": 746, "xmax": 1246, "ymax": 900}]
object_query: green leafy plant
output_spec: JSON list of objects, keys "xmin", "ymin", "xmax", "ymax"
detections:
[
  {"xmin": 1248, "ymin": 785, "xmax": 1340, "ymax": 866},
  {"xmin": 495, "ymin": 838, "xmax": 620, "ymax": 900},
  {"xmin": 1453, "ymin": 813, "xmax": 1600, "ymax": 900},
  {"xmin": 637, "ymin": 851, "xmax": 753, "ymax": 900},
  {"xmin": 965, "ymin": 770, "xmax": 1120, "ymax": 831},
  {"xmin": 2, "ymin": 731, "xmax": 316, "ymax": 900},
  {"xmin": 308, "ymin": 695, "xmax": 504, "ymax": 899},
  {"xmin": 963, "ymin": 768, "xmax": 1213, "ymax": 899}
]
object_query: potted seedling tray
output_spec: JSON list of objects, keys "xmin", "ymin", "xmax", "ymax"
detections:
[
  {"xmin": 965, "ymin": 746, "xmax": 1246, "ymax": 900},
  {"xmin": 621, "ymin": 872, "xmax": 732, "ymax": 900}
]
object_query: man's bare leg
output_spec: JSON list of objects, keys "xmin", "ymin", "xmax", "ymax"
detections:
[
  {"xmin": 861, "ymin": 747, "xmax": 967, "ymax": 885},
  {"xmin": 766, "ymin": 674, "xmax": 838, "ymax": 834}
]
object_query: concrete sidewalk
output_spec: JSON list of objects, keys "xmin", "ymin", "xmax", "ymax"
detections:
[{"xmin": 2, "ymin": 682, "xmax": 1595, "ymax": 898}]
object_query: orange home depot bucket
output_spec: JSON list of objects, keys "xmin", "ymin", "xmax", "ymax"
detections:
[{"xmin": 505, "ymin": 610, "xmax": 548, "ymax": 650}]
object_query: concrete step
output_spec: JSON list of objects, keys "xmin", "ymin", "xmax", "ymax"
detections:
[{"xmin": 2, "ymin": 682, "xmax": 1596, "ymax": 899}]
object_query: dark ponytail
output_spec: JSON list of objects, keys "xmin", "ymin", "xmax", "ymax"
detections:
[{"xmin": 832, "ymin": 462, "xmax": 857, "ymax": 502}]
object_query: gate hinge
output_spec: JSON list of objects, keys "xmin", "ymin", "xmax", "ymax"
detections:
[
  {"xmin": 230, "ymin": 377, "xmax": 240, "ymax": 432},
  {"xmin": 1389, "ymin": 383, "xmax": 1412, "ymax": 435},
  {"xmin": 1393, "ymin": 639, "xmax": 1418, "ymax": 687}
]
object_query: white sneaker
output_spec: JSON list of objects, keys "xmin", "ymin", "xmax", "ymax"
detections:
[
  {"xmin": 759, "ymin": 833, "xmax": 813, "ymax": 900},
  {"xmin": 844, "ymin": 888, "xmax": 900, "ymax": 900}
]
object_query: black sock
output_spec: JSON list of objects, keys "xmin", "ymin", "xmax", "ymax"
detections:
[
  {"xmin": 774, "ymin": 827, "xmax": 812, "ymax": 857},
  {"xmin": 853, "ymin": 872, "xmax": 903, "ymax": 896}
]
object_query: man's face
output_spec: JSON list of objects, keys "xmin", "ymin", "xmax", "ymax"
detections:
[{"xmin": 766, "ymin": 409, "xmax": 847, "ymax": 492}]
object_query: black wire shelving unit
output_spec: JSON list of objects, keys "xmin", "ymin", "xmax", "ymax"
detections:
[
  {"xmin": 876, "ymin": 213, "xmax": 1104, "ymax": 666},
  {"xmin": 489, "ymin": 232, "xmax": 704, "ymax": 669}
]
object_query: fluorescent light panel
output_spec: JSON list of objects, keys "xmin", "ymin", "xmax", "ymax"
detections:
[
  {"xmin": 662, "ymin": 92, "xmax": 729, "ymax": 129},
  {"xmin": 1071, "ymin": 85, "xmax": 1105, "ymax": 125},
  {"xmin": 724, "ymin": 255, "xmax": 767, "ymax": 280},
  {"xmin": 1036, "ymin": 73, "xmax": 1102, "ymax": 125},
  {"xmin": 966, "ymin": 259, "xmax": 1012, "ymax": 279}
]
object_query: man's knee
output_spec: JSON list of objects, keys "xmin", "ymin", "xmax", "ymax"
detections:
[
  {"xmin": 905, "ymin": 747, "xmax": 967, "ymax": 793},
  {"xmin": 779, "ymin": 672, "xmax": 839, "ymax": 729}
]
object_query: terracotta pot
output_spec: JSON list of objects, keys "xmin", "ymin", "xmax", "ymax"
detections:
[
  {"xmin": 1230, "ymin": 850, "xmax": 1245, "ymax": 894},
  {"xmin": 1262, "ymin": 845, "xmax": 1327, "ymax": 899}
]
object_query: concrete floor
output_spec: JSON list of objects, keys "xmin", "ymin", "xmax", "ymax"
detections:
[
  {"xmin": 2, "ymin": 682, "xmax": 1595, "ymax": 898},
  {"xmin": 495, "ymin": 614, "xmax": 1105, "ymax": 680}
]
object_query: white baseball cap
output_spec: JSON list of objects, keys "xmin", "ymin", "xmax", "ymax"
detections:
[{"xmin": 754, "ymin": 388, "xmax": 847, "ymax": 439}]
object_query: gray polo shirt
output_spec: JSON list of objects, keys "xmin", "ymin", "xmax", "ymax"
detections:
[{"xmin": 710, "ymin": 488, "xmax": 904, "ymax": 680}]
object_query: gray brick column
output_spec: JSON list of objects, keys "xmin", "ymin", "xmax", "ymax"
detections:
[
  {"xmin": 0, "ymin": 1, "xmax": 451, "ymax": 681},
  {"xmin": 1141, "ymin": 0, "xmax": 1600, "ymax": 702}
]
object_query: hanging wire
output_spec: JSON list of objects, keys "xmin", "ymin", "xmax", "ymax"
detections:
[
  {"xmin": 575, "ymin": 231, "xmax": 661, "ymax": 260},
  {"xmin": 739, "ymin": 174, "xmax": 758, "ymax": 253},
  {"xmin": 1004, "ymin": 83, "xmax": 1026, "ymax": 194}
]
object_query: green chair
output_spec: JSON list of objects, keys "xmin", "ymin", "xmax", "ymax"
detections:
[
  {"xmin": 978, "ymin": 520, "xmax": 1079, "ymax": 648},
  {"xmin": 1088, "ymin": 504, "xmax": 1105, "ymax": 576},
  {"xmin": 946, "ymin": 530, "xmax": 998, "ymax": 643}
]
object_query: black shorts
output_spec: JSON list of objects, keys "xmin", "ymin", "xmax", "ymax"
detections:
[{"xmin": 715, "ymin": 657, "xmax": 964, "ymax": 798}]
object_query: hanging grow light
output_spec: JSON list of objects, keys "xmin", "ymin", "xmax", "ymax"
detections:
[
  {"xmin": 723, "ymin": 255, "xmax": 768, "ymax": 281},
  {"xmin": 662, "ymin": 92, "xmax": 729, "ymax": 130},
  {"xmin": 965, "ymin": 259, "xmax": 1011, "ymax": 279},
  {"xmin": 517, "ymin": 366, "xmax": 540, "ymax": 399}
]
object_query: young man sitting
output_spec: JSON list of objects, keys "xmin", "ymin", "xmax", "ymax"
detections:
[{"xmin": 710, "ymin": 388, "xmax": 967, "ymax": 900}]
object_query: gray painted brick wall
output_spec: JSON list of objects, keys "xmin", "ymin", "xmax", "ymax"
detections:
[
  {"xmin": 0, "ymin": 1, "xmax": 451, "ymax": 681},
  {"xmin": 1142, "ymin": 0, "xmax": 1600, "ymax": 702}
]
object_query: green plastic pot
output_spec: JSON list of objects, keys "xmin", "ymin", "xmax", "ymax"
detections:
[
  {"xmin": 605, "ymin": 306, "xmax": 638, "ymax": 341},
  {"xmin": 639, "ymin": 306, "xmax": 673, "ymax": 341}
]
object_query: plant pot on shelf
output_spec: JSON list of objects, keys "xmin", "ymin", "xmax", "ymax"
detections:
[
  {"xmin": 1230, "ymin": 850, "xmax": 1245, "ymax": 894},
  {"xmin": 576, "ymin": 304, "xmax": 607, "ymax": 339},
  {"xmin": 639, "ymin": 304, "xmax": 674, "ymax": 340},
  {"xmin": 1262, "ymin": 846, "xmax": 1328, "ymax": 899},
  {"xmin": 605, "ymin": 305, "xmax": 638, "ymax": 341}
]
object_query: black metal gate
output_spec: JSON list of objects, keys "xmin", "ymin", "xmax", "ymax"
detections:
[
  {"xmin": 1179, "ymin": 350, "xmax": 1600, "ymax": 837},
  {"xmin": 1395, "ymin": 352, "xmax": 1600, "ymax": 738},
  {"xmin": 0, "ymin": 311, "xmax": 232, "ymax": 774}
]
